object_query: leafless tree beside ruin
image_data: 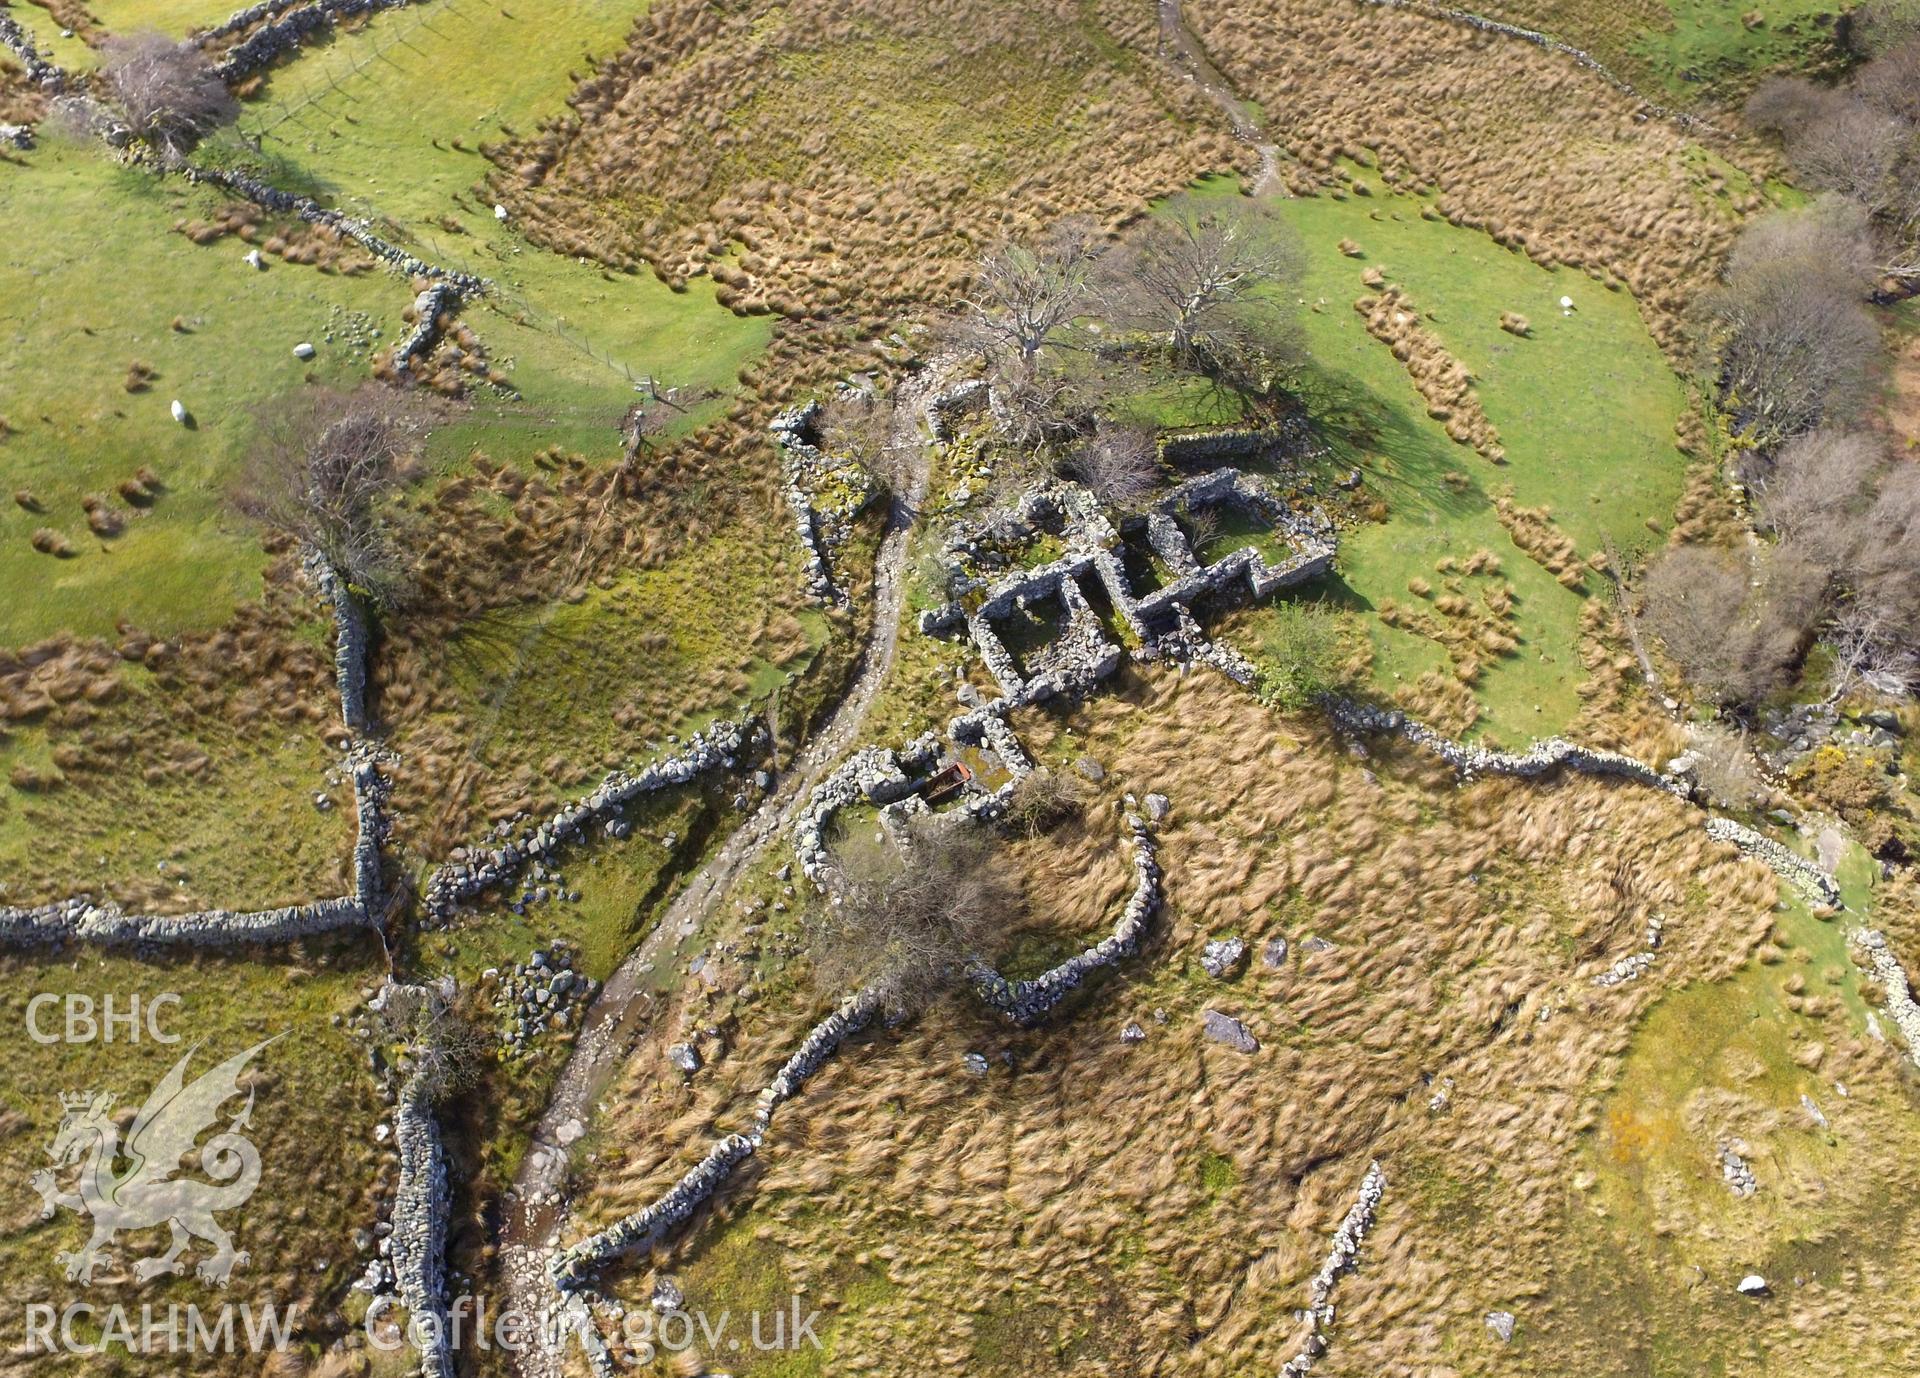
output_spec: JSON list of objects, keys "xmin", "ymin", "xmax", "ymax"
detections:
[
  {"xmin": 953, "ymin": 218, "xmax": 1102, "ymax": 379},
  {"xmin": 809, "ymin": 820, "xmax": 1020, "ymax": 1017},
  {"xmin": 236, "ymin": 387, "xmax": 424, "ymax": 607},
  {"xmin": 1640, "ymin": 544, "xmax": 1826, "ymax": 707},
  {"xmin": 1059, "ymin": 420, "xmax": 1161, "ymax": 509},
  {"xmin": 1700, "ymin": 207, "xmax": 1881, "ymax": 445},
  {"xmin": 818, "ymin": 388, "xmax": 911, "ymax": 491},
  {"xmin": 98, "ymin": 33, "xmax": 236, "ymax": 159},
  {"xmin": 944, "ymin": 219, "xmax": 1106, "ymax": 449},
  {"xmin": 375, "ymin": 986, "xmax": 492, "ymax": 1103},
  {"xmin": 1103, "ymin": 192, "xmax": 1305, "ymax": 392}
]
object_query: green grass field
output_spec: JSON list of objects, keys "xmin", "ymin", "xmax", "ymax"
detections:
[
  {"xmin": 0, "ymin": 0, "xmax": 769, "ymax": 651},
  {"xmin": 0, "ymin": 141, "xmax": 400, "ymax": 645},
  {"xmin": 1476, "ymin": 0, "xmax": 1847, "ymax": 101},
  {"xmin": 224, "ymin": 0, "xmax": 772, "ymax": 456},
  {"xmin": 1198, "ymin": 177, "xmax": 1693, "ymax": 737}
]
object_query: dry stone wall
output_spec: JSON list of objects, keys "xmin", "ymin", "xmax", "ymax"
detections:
[
  {"xmin": 0, "ymin": 12, "xmax": 63, "ymax": 88},
  {"xmin": 550, "ymin": 988, "xmax": 880, "ymax": 1289},
  {"xmin": 424, "ymin": 720, "xmax": 753, "ymax": 919},
  {"xmin": 0, "ymin": 894, "xmax": 373, "ymax": 946},
  {"xmin": 306, "ymin": 550, "xmax": 371, "ymax": 732},
  {"xmin": 1351, "ymin": 0, "xmax": 1710, "ymax": 131},
  {"xmin": 971, "ymin": 811, "xmax": 1160, "ymax": 1025},
  {"xmin": 184, "ymin": 167, "xmax": 486, "ymax": 298},
  {"xmin": 391, "ymin": 1068, "xmax": 454, "ymax": 1378},
  {"xmin": 212, "ymin": 0, "xmax": 424, "ymax": 81},
  {"xmin": 1851, "ymin": 929, "xmax": 1920, "ymax": 1068},
  {"xmin": 1279, "ymin": 1160, "xmax": 1388, "ymax": 1378},
  {"xmin": 1325, "ymin": 697, "xmax": 1689, "ymax": 795},
  {"xmin": 1702, "ymin": 818, "xmax": 1843, "ymax": 908}
]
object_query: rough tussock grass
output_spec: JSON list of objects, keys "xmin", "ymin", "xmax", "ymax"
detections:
[{"xmin": 531, "ymin": 668, "xmax": 1920, "ymax": 1377}]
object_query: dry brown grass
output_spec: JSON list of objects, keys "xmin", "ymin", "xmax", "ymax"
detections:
[
  {"xmin": 526, "ymin": 668, "xmax": 1920, "ymax": 1378},
  {"xmin": 1494, "ymin": 493, "xmax": 1588, "ymax": 589},
  {"xmin": 1355, "ymin": 279, "xmax": 1505, "ymax": 460},
  {"xmin": 1187, "ymin": 0, "xmax": 1765, "ymax": 351},
  {"xmin": 173, "ymin": 203, "xmax": 378, "ymax": 276},
  {"xmin": 489, "ymin": 0, "xmax": 1240, "ymax": 334}
]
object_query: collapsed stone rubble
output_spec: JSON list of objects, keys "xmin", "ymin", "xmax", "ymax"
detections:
[
  {"xmin": 1278, "ymin": 1160, "xmax": 1388, "ymax": 1378},
  {"xmin": 1593, "ymin": 913, "xmax": 1664, "ymax": 987},
  {"xmin": 769, "ymin": 402, "xmax": 880, "ymax": 605},
  {"xmin": 1719, "ymin": 1143, "xmax": 1758, "ymax": 1198}
]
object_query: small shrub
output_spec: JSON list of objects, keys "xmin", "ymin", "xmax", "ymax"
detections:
[
  {"xmin": 1259, "ymin": 602, "xmax": 1353, "ymax": 710},
  {"xmin": 29, "ymin": 528, "xmax": 74, "ymax": 557}
]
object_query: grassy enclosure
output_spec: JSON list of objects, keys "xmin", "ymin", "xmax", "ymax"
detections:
[{"xmin": 0, "ymin": 142, "xmax": 400, "ymax": 645}]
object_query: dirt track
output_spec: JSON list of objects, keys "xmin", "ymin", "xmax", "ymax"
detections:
[{"xmin": 497, "ymin": 365, "xmax": 942, "ymax": 1377}]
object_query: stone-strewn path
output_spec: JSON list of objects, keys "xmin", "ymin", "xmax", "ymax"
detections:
[{"xmin": 499, "ymin": 362, "xmax": 945, "ymax": 1378}]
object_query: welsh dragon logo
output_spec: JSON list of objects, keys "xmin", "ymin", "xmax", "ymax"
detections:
[{"xmin": 29, "ymin": 1038, "xmax": 278, "ymax": 1287}]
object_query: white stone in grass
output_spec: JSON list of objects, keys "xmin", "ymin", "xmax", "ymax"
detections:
[
  {"xmin": 169, "ymin": 399, "xmax": 188, "ymax": 424},
  {"xmin": 494, "ymin": 203, "xmax": 509, "ymax": 221},
  {"xmin": 1736, "ymin": 1274, "xmax": 1768, "ymax": 1296},
  {"xmin": 293, "ymin": 342, "xmax": 316, "ymax": 360},
  {"xmin": 245, "ymin": 249, "xmax": 263, "ymax": 270}
]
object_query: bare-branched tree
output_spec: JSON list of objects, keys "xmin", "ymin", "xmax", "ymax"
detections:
[
  {"xmin": 1001, "ymin": 768, "xmax": 1085, "ymax": 840},
  {"xmin": 1847, "ymin": 0, "xmax": 1920, "ymax": 58},
  {"xmin": 1103, "ymin": 192, "xmax": 1305, "ymax": 390},
  {"xmin": 818, "ymin": 388, "xmax": 911, "ymax": 491},
  {"xmin": 1059, "ymin": 420, "xmax": 1161, "ymax": 508},
  {"xmin": 953, "ymin": 218, "xmax": 1102, "ymax": 380},
  {"xmin": 1700, "ymin": 205, "xmax": 1881, "ymax": 445},
  {"xmin": 1687, "ymin": 722, "xmax": 1769, "ymax": 809},
  {"xmin": 375, "ymin": 984, "xmax": 491, "ymax": 1104},
  {"xmin": 1640, "ymin": 544, "xmax": 1826, "ymax": 706},
  {"xmin": 809, "ymin": 821, "xmax": 1020, "ymax": 1016},
  {"xmin": 944, "ymin": 219, "xmax": 1106, "ymax": 450},
  {"xmin": 236, "ymin": 387, "xmax": 424, "ymax": 607},
  {"xmin": 1747, "ymin": 46, "xmax": 1920, "ymax": 283},
  {"xmin": 98, "ymin": 33, "xmax": 236, "ymax": 159}
]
